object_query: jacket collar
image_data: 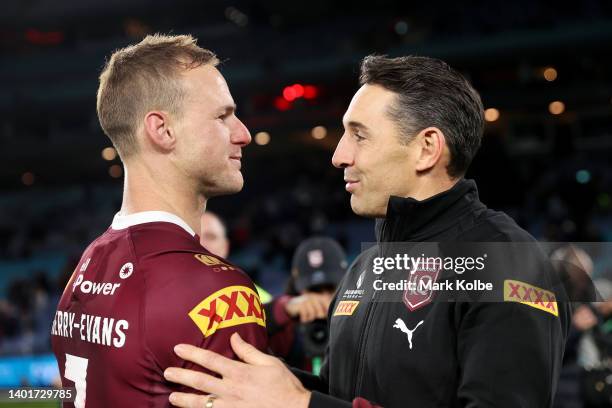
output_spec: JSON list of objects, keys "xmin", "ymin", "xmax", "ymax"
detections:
[{"xmin": 375, "ymin": 178, "xmax": 480, "ymax": 242}]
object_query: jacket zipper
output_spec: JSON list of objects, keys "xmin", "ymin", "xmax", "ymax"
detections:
[
  {"xmin": 353, "ymin": 290, "xmax": 379, "ymax": 396},
  {"xmin": 352, "ymin": 247, "xmax": 386, "ymax": 397}
]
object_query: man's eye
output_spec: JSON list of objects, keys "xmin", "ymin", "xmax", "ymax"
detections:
[{"xmin": 354, "ymin": 133, "xmax": 365, "ymax": 141}]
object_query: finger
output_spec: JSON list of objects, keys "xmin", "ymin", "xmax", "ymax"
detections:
[
  {"xmin": 298, "ymin": 304, "xmax": 307, "ymax": 323},
  {"xmin": 303, "ymin": 301, "xmax": 316, "ymax": 322},
  {"xmin": 297, "ymin": 303, "xmax": 308, "ymax": 323},
  {"xmin": 168, "ymin": 392, "xmax": 208, "ymax": 408},
  {"xmin": 321, "ymin": 303, "xmax": 330, "ymax": 316},
  {"xmin": 174, "ymin": 344, "xmax": 242, "ymax": 377},
  {"xmin": 315, "ymin": 303, "xmax": 326, "ymax": 319},
  {"xmin": 320, "ymin": 294, "xmax": 332, "ymax": 310},
  {"xmin": 308, "ymin": 299, "xmax": 322, "ymax": 320},
  {"xmin": 164, "ymin": 367, "xmax": 227, "ymax": 395},
  {"xmin": 314, "ymin": 297, "xmax": 328, "ymax": 318},
  {"xmin": 308, "ymin": 300, "xmax": 321, "ymax": 320},
  {"xmin": 285, "ymin": 299, "xmax": 298, "ymax": 318},
  {"xmin": 231, "ymin": 333, "xmax": 276, "ymax": 366}
]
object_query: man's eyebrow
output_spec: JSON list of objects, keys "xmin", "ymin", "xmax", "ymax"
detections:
[
  {"xmin": 219, "ymin": 104, "xmax": 236, "ymax": 115},
  {"xmin": 345, "ymin": 120, "xmax": 370, "ymax": 132}
]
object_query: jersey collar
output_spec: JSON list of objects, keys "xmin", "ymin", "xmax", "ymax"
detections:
[{"xmin": 111, "ymin": 211, "xmax": 196, "ymax": 237}]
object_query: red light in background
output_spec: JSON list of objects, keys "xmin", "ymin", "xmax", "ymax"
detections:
[
  {"xmin": 292, "ymin": 84, "xmax": 304, "ymax": 98},
  {"xmin": 303, "ymin": 85, "xmax": 318, "ymax": 99},
  {"xmin": 274, "ymin": 96, "xmax": 291, "ymax": 111},
  {"xmin": 278, "ymin": 83, "xmax": 319, "ymax": 109},
  {"xmin": 25, "ymin": 29, "xmax": 64, "ymax": 45},
  {"xmin": 282, "ymin": 86, "xmax": 296, "ymax": 101}
]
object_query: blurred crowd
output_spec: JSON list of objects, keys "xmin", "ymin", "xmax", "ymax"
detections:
[
  {"xmin": 552, "ymin": 247, "xmax": 612, "ymax": 407},
  {"xmin": 0, "ymin": 271, "xmax": 64, "ymax": 355}
]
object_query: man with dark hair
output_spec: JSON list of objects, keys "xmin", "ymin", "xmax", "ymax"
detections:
[
  {"xmin": 51, "ymin": 34, "xmax": 267, "ymax": 407},
  {"xmin": 357, "ymin": 55, "xmax": 483, "ymax": 178},
  {"xmin": 163, "ymin": 55, "xmax": 569, "ymax": 408}
]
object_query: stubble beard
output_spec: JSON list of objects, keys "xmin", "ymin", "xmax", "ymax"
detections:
[{"xmin": 200, "ymin": 171, "xmax": 244, "ymax": 198}]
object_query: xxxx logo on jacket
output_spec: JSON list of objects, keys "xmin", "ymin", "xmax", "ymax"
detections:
[
  {"xmin": 403, "ymin": 265, "xmax": 440, "ymax": 312},
  {"xmin": 189, "ymin": 285, "xmax": 266, "ymax": 337},
  {"xmin": 503, "ymin": 279, "xmax": 558, "ymax": 317}
]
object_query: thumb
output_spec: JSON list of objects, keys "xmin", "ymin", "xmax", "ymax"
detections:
[{"xmin": 230, "ymin": 333, "xmax": 275, "ymax": 366}]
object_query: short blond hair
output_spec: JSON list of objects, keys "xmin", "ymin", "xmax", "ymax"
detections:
[{"xmin": 96, "ymin": 34, "xmax": 219, "ymax": 158}]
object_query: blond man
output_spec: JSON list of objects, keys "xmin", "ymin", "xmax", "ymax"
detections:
[{"xmin": 51, "ymin": 34, "xmax": 267, "ymax": 408}]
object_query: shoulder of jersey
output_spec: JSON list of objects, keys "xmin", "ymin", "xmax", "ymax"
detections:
[
  {"xmin": 123, "ymin": 222, "xmax": 250, "ymax": 283},
  {"xmin": 190, "ymin": 252, "xmax": 246, "ymax": 276},
  {"xmin": 147, "ymin": 251, "xmax": 266, "ymax": 338},
  {"xmin": 186, "ymin": 252, "xmax": 266, "ymax": 338},
  {"xmin": 145, "ymin": 249, "xmax": 251, "ymax": 284}
]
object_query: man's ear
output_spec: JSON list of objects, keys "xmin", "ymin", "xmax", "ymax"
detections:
[
  {"xmin": 414, "ymin": 127, "xmax": 447, "ymax": 172},
  {"xmin": 143, "ymin": 111, "xmax": 176, "ymax": 152}
]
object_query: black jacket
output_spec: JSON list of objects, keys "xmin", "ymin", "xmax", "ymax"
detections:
[{"xmin": 295, "ymin": 179, "xmax": 570, "ymax": 408}]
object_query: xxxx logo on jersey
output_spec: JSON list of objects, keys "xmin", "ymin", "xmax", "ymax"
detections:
[
  {"xmin": 503, "ymin": 279, "xmax": 558, "ymax": 317},
  {"xmin": 189, "ymin": 286, "xmax": 266, "ymax": 337}
]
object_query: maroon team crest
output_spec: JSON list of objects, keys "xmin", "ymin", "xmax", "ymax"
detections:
[{"xmin": 403, "ymin": 266, "xmax": 440, "ymax": 311}]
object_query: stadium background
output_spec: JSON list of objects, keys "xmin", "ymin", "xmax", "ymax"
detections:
[{"xmin": 0, "ymin": 0, "xmax": 611, "ymax": 405}]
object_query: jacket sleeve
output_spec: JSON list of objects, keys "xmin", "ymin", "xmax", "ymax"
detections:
[
  {"xmin": 303, "ymin": 356, "xmax": 382, "ymax": 408},
  {"xmin": 456, "ymin": 300, "xmax": 568, "ymax": 407},
  {"xmin": 309, "ymin": 393, "xmax": 382, "ymax": 408},
  {"xmin": 293, "ymin": 283, "xmax": 383, "ymax": 408}
]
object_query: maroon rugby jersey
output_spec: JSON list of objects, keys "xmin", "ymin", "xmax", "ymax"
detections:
[{"xmin": 51, "ymin": 211, "xmax": 267, "ymax": 407}]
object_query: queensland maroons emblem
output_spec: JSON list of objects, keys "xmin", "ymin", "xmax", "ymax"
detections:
[{"xmin": 403, "ymin": 267, "xmax": 440, "ymax": 311}]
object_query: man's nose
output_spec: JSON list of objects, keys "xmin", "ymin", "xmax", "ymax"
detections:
[
  {"xmin": 232, "ymin": 117, "xmax": 252, "ymax": 146},
  {"xmin": 332, "ymin": 135, "xmax": 353, "ymax": 169}
]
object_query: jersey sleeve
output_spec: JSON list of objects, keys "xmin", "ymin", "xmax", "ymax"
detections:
[{"xmin": 143, "ymin": 252, "xmax": 268, "ymax": 379}]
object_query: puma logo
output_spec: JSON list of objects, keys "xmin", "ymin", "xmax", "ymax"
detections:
[{"xmin": 393, "ymin": 318, "xmax": 424, "ymax": 350}]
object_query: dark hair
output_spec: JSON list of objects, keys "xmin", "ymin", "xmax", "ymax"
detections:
[{"xmin": 359, "ymin": 55, "xmax": 484, "ymax": 177}]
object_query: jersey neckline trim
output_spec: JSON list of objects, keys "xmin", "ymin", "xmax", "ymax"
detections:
[{"xmin": 111, "ymin": 211, "xmax": 196, "ymax": 237}]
